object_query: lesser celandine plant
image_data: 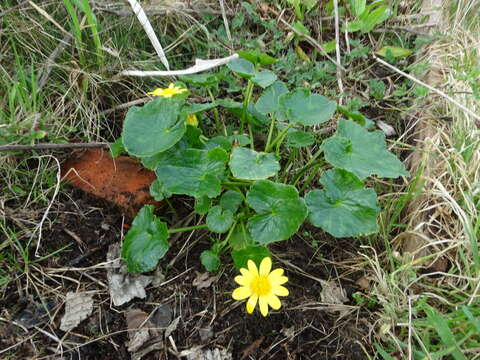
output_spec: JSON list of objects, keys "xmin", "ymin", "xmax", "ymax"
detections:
[{"xmin": 114, "ymin": 51, "xmax": 409, "ymax": 315}]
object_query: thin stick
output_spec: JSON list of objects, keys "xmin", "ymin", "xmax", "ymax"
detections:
[
  {"xmin": 219, "ymin": 0, "xmax": 232, "ymax": 43},
  {"xmin": 373, "ymin": 55, "xmax": 480, "ymax": 122},
  {"xmin": 100, "ymin": 97, "xmax": 150, "ymax": 115},
  {"xmin": 95, "ymin": 7, "xmax": 234, "ymax": 17},
  {"xmin": 38, "ymin": 33, "xmax": 73, "ymax": 92},
  {"xmin": 0, "ymin": 142, "xmax": 109, "ymax": 152},
  {"xmin": 332, "ymin": 0, "xmax": 344, "ymax": 100}
]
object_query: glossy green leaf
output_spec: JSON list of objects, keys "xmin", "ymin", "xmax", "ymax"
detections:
[
  {"xmin": 246, "ymin": 180, "xmax": 307, "ymax": 244},
  {"xmin": 122, "ymin": 97, "xmax": 185, "ymax": 157},
  {"xmin": 305, "ymin": 169, "xmax": 380, "ymax": 238},
  {"xmin": 200, "ymin": 250, "xmax": 221, "ymax": 271},
  {"xmin": 206, "ymin": 205, "xmax": 234, "ymax": 233},
  {"xmin": 377, "ymin": 46, "xmax": 413, "ymax": 59},
  {"xmin": 184, "ymin": 102, "xmax": 217, "ymax": 114},
  {"xmin": 228, "ymin": 222, "xmax": 254, "ymax": 250},
  {"xmin": 155, "ymin": 148, "xmax": 228, "ymax": 198},
  {"xmin": 237, "ymin": 50, "xmax": 277, "ymax": 66},
  {"xmin": 229, "ymin": 147, "xmax": 280, "ymax": 180},
  {"xmin": 227, "ymin": 58, "xmax": 255, "ymax": 78},
  {"xmin": 204, "ymin": 136, "xmax": 232, "ymax": 151},
  {"xmin": 258, "ymin": 53, "xmax": 278, "ymax": 66},
  {"xmin": 220, "ymin": 190, "xmax": 243, "ymax": 212},
  {"xmin": 141, "ymin": 138, "xmax": 189, "ymax": 170},
  {"xmin": 255, "ymin": 81, "xmax": 289, "ymax": 115},
  {"xmin": 122, "ymin": 205, "xmax": 169, "ymax": 273},
  {"xmin": 321, "ymin": 119, "xmax": 409, "ymax": 179},
  {"xmin": 350, "ymin": 0, "xmax": 366, "ymax": 16},
  {"xmin": 279, "ymin": 89, "xmax": 336, "ymax": 126},
  {"xmin": 251, "ymin": 71, "xmax": 277, "ymax": 88},
  {"xmin": 109, "ymin": 138, "xmax": 126, "ymax": 158},
  {"xmin": 337, "ymin": 106, "xmax": 375, "ymax": 129},
  {"xmin": 232, "ymin": 246, "xmax": 271, "ymax": 269},
  {"xmin": 361, "ymin": 5, "xmax": 390, "ymax": 32},
  {"xmin": 286, "ymin": 130, "xmax": 315, "ymax": 148},
  {"xmin": 194, "ymin": 196, "xmax": 212, "ymax": 215}
]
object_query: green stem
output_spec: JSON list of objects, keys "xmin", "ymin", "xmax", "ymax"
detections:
[
  {"xmin": 300, "ymin": 163, "xmax": 322, "ymax": 193},
  {"xmin": 264, "ymin": 113, "xmax": 276, "ymax": 152},
  {"xmin": 266, "ymin": 124, "xmax": 292, "ymax": 152},
  {"xmin": 168, "ymin": 224, "xmax": 209, "ymax": 234},
  {"xmin": 240, "ymin": 80, "xmax": 254, "ymax": 134},
  {"xmin": 292, "ymin": 147, "xmax": 324, "ymax": 186},
  {"xmin": 207, "ymin": 88, "xmax": 226, "ymax": 136}
]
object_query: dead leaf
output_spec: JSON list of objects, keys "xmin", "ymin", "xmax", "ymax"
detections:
[
  {"xmin": 240, "ymin": 337, "xmax": 264, "ymax": 360},
  {"xmin": 152, "ymin": 304, "xmax": 172, "ymax": 328},
  {"xmin": 355, "ymin": 276, "xmax": 370, "ymax": 291},
  {"xmin": 376, "ymin": 120, "xmax": 396, "ymax": 137},
  {"xmin": 106, "ymin": 243, "xmax": 153, "ymax": 306},
  {"xmin": 165, "ymin": 316, "xmax": 180, "ymax": 338},
  {"xmin": 125, "ymin": 309, "xmax": 161, "ymax": 353},
  {"xmin": 60, "ymin": 292, "xmax": 94, "ymax": 331},
  {"xmin": 184, "ymin": 348, "xmax": 233, "ymax": 360},
  {"xmin": 320, "ymin": 280, "xmax": 348, "ymax": 305},
  {"xmin": 193, "ymin": 272, "xmax": 216, "ymax": 290},
  {"xmin": 199, "ymin": 327, "xmax": 213, "ymax": 342}
]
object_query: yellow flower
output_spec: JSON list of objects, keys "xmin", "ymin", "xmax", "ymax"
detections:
[
  {"xmin": 186, "ymin": 113, "xmax": 198, "ymax": 127},
  {"xmin": 232, "ymin": 257, "xmax": 289, "ymax": 317},
  {"xmin": 147, "ymin": 83, "xmax": 187, "ymax": 98}
]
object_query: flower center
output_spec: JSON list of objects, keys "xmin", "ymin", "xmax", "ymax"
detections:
[{"xmin": 250, "ymin": 276, "xmax": 271, "ymax": 296}]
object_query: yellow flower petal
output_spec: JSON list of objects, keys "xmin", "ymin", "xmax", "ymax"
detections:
[
  {"xmin": 234, "ymin": 275, "xmax": 245, "ymax": 286},
  {"xmin": 186, "ymin": 114, "xmax": 198, "ymax": 127},
  {"xmin": 247, "ymin": 260, "xmax": 258, "ymax": 277},
  {"xmin": 246, "ymin": 295, "xmax": 258, "ymax": 314},
  {"xmin": 266, "ymin": 294, "xmax": 281, "ymax": 310},
  {"xmin": 273, "ymin": 285, "xmax": 289, "ymax": 297},
  {"xmin": 259, "ymin": 257, "xmax": 272, "ymax": 276},
  {"xmin": 270, "ymin": 275, "xmax": 288, "ymax": 286},
  {"xmin": 232, "ymin": 286, "xmax": 252, "ymax": 300},
  {"xmin": 259, "ymin": 296, "xmax": 269, "ymax": 317},
  {"xmin": 268, "ymin": 268, "xmax": 284, "ymax": 278}
]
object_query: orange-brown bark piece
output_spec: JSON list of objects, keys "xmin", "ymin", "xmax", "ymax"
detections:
[{"xmin": 62, "ymin": 148, "xmax": 158, "ymax": 217}]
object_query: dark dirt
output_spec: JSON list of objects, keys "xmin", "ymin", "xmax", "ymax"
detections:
[{"xmin": 1, "ymin": 188, "xmax": 374, "ymax": 360}]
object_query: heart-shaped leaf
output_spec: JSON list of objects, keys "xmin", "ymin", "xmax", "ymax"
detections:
[
  {"xmin": 194, "ymin": 196, "xmax": 212, "ymax": 215},
  {"xmin": 251, "ymin": 70, "xmax": 277, "ymax": 88},
  {"xmin": 184, "ymin": 102, "xmax": 217, "ymax": 114},
  {"xmin": 122, "ymin": 205, "xmax": 169, "ymax": 273},
  {"xmin": 206, "ymin": 205, "xmax": 234, "ymax": 233},
  {"xmin": 229, "ymin": 147, "xmax": 280, "ymax": 180},
  {"xmin": 150, "ymin": 179, "xmax": 171, "ymax": 201},
  {"xmin": 246, "ymin": 180, "xmax": 307, "ymax": 244},
  {"xmin": 321, "ymin": 119, "xmax": 410, "ymax": 179},
  {"xmin": 200, "ymin": 250, "xmax": 221, "ymax": 271},
  {"xmin": 227, "ymin": 58, "xmax": 255, "ymax": 78},
  {"xmin": 286, "ymin": 130, "xmax": 315, "ymax": 148},
  {"xmin": 155, "ymin": 148, "xmax": 228, "ymax": 198},
  {"xmin": 255, "ymin": 81, "xmax": 289, "ymax": 115},
  {"xmin": 305, "ymin": 169, "xmax": 380, "ymax": 237},
  {"xmin": 220, "ymin": 190, "xmax": 243, "ymax": 213},
  {"xmin": 232, "ymin": 246, "xmax": 271, "ymax": 269},
  {"xmin": 122, "ymin": 98, "xmax": 185, "ymax": 157},
  {"xmin": 279, "ymin": 89, "xmax": 336, "ymax": 126}
]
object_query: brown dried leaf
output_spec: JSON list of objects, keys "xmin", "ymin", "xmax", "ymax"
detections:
[
  {"xmin": 193, "ymin": 272, "xmax": 216, "ymax": 290},
  {"xmin": 60, "ymin": 292, "xmax": 94, "ymax": 331}
]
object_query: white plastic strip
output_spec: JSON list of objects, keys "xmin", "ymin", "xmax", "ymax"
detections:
[
  {"xmin": 120, "ymin": 53, "xmax": 239, "ymax": 77},
  {"xmin": 126, "ymin": 0, "xmax": 170, "ymax": 70}
]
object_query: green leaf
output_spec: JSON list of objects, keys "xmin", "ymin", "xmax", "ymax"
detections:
[
  {"xmin": 184, "ymin": 102, "xmax": 217, "ymax": 114},
  {"xmin": 344, "ymin": 20, "xmax": 364, "ymax": 32},
  {"xmin": 292, "ymin": 20, "xmax": 310, "ymax": 35},
  {"xmin": 322, "ymin": 119, "xmax": 409, "ymax": 179},
  {"xmin": 237, "ymin": 50, "xmax": 277, "ymax": 66},
  {"xmin": 305, "ymin": 169, "xmax": 380, "ymax": 237},
  {"xmin": 141, "ymin": 138, "xmax": 189, "ymax": 170},
  {"xmin": 109, "ymin": 138, "xmax": 125, "ymax": 158},
  {"xmin": 377, "ymin": 46, "xmax": 413, "ymax": 58},
  {"xmin": 246, "ymin": 180, "xmax": 307, "ymax": 244},
  {"xmin": 204, "ymin": 136, "xmax": 233, "ymax": 151},
  {"xmin": 200, "ymin": 250, "xmax": 221, "ymax": 271},
  {"xmin": 150, "ymin": 179, "xmax": 171, "ymax": 201},
  {"xmin": 228, "ymin": 222, "xmax": 254, "ymax": 250},
  {"xmin": 286, "ymin": 130, "xmax": 315, "ymax": 148},
  {"xmin": 322, "ymin": 40, "xmax": 337, "ymax": 53},
  {"xmin": 229, "ymin": 147, "xmax": 280, "ymax": 180},
  {"xmin": 122, "ymin": 205, "xmax": 169, "ymax": 273},
  {"xmin": 180, "ymin": 73, "xmax": 221, "ymax": 86},
  {"xmin": 255, "ymin": 81, "xmax": 289, "ymax": 115},
  {"xmin": 337, "ymin": 106, "xmax": 374, "ymax": 129},
  {"xmin": 155, "ymin": 147, "xmax": 228, "ymax": 198},
  {"xmin": 220, "ymin": 190, "xmax": 243, "ymax": 212},
  {"xmin": 227, "ymin": 58, "xmax": 255, "ymax": 78},
  {"xmin": 206, "ymin": 205, "xmax": 234, "ymax": 233},
  {"xmin": 361, "ymin": 5, "xmax": 390, "ymax": 33},
  {"xmin": 279, "ymin": 89, "xmax": 336, "ymax": 126},
  {"xmin": 350, "ymin": 0, "xmax": 366, "ymax": 16},
  {"xmin": 122, "ymin": 98, "xmax": 185, "ymax": 157},
  {"xmin": 258, "ymin": 53, "xmax": 278, "ymax": 66},
  {"xmin": 232, "ymin": 246, "xmax": 271, "ymax": 269},
  {"xmin": 194, "ymin": 196, "xmax": 212, "ymax": 215},
  {"xmin": 251, "ymin": 71, "xmax": 277, "ymax": 88}
]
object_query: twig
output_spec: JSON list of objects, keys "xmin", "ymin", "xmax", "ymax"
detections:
[
  {"xmin": 219, "ymin": 0, "xmax": 232, "ymax": 44},
  {"xmin": 38, "ymin": 33, "xmax": 73, "ymax": 92},
  {"xmin": 94, "ymin": 6, "xmax": 234, "ymax": 17},
  {"xmin": 373, "ymin": 55, "xmax": 480, "ymax": 123},
  {"xmin": 332, "ymin": 0, "xmax": 344, "ymax": 101},
  {"xmin": 100, "ymin": 97, "xmax": 150, "ymax": 115},
  {"xmin": 0, "ymin": 142, "xmax": 109, "ymax": 152}
]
